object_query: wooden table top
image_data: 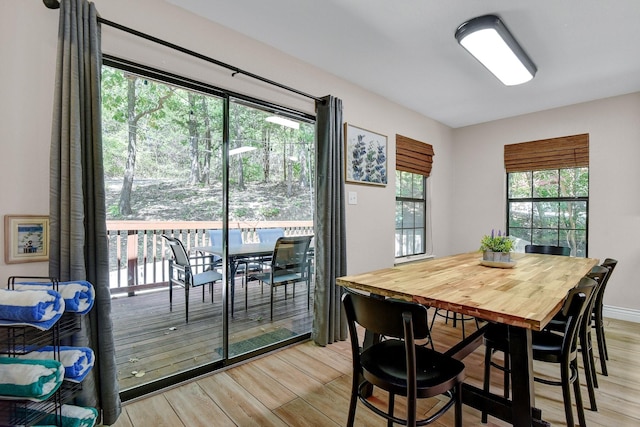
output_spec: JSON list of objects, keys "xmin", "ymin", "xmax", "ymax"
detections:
[{"xmin": 336, "ymin": 252, "xmax": 599, "ymax": 331}]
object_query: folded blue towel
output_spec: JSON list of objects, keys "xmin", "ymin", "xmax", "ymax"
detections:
[
  {"xmin": 0, "ymin": 289, "xmax": 65, "ymax": 330},
  {"xmin": 15, "ymin": 280, "xmax": 95, "ymax": 314},
  {"xmin": 0, "ymin": 357, "xmax": 64, "ymax": 400},
  {"xmin": 35, "ymin": 404, "xmax": 99, "ymax": 427},
  {"xmin": 20, "ymin": 346, "xmax": 95, "ymax": 383}
]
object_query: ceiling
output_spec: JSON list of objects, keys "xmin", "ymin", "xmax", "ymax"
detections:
[{"xmin": 167, "ymin": 0, "xmax": 640, "ymax": 128}]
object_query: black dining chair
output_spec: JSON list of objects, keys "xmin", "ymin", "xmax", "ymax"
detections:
[
  {"xmin": 342, "ymin": 289, "xmax": 465, "ymax": 427},
  {"xmin": 482, "ymin": 277, "xmax": 596, "ymax": 427},
  {"xmin": 525, "ymin": 244, "xmax": 571, "ymax": 256},
  {"xmin": 544, "ymin": 265, "xmax": 608, "ymax": 411},
  {"xmin": 162, "ymin": 235, "xmax": 223, "ymax": 323},
  {"xmin": 592, "ymin": 258, "xmax": 618, "ymax": 376}
]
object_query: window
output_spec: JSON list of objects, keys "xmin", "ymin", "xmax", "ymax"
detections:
[
  {"xmin": 395, "ymin": 170, "xmax": 426, "ymax": 257},
  {"xmin": 504, "ymin": 134, "xmax": 589, "ymax": 257}
]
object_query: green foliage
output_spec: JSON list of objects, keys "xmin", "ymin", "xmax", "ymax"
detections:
[
  {"xmin": 259, "ymin": 207, "xmax": 281, "ymax": 218},
  {"xmin": 479, "ymin": 230, "xmax": 514, "ymax": 253}
]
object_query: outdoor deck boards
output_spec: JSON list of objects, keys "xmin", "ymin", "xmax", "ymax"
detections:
[{"xmin": 112, "ymin": 278, "xmax": 313, "ymax": 390}]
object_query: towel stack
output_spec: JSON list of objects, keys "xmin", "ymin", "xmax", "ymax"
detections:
[
  {"xmin": 19, "ymin": 346, "xmax": 95, "ymax": 383},
  {"xmin": 14, "ymin": 280, "xmax": 95, "ymax": 315},
  {"xmin": 0, "ymin": 357, "xmax": 64, "ymax": 400},
  {"xmin": 31, "ymin": 404, "xmax": 99, "ymax": 427}
]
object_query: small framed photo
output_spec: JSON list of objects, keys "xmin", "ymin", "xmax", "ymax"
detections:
[
  {"xmin": 344, "ymin": 123, "xmax": 388, "ymax": 186},
  {"xmin": 4, "ymin": 215, "xmax": 50, "ymax": 264}
]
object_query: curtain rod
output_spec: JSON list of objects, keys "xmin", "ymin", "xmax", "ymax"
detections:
[{"xmin": 43, "ymin": 0, "xmax": 323, "ymax": 103}]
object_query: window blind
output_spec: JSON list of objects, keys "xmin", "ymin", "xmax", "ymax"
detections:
[
  {"xmin": 396, "ymin": 134, "xmax": 434, "ymax": 177},
  {"xmin": 504, "ymin": 133, "xmax": 589, "ymax": 172}
]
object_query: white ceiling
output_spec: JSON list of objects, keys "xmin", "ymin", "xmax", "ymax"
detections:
[{"xmin": 167, "ymin": 0, "xmax": 640, "ymax": 128}]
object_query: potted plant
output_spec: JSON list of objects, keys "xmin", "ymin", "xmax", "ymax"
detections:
[{"xmin": 479, "ymin": 230, "xmax": 514, "ymax": 262}]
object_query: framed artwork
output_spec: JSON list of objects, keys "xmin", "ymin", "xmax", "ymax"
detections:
[
  {"xmin": 344, "ymin": 123, "xmax": 388, "ymax": 186},
  {"xmin": 4, "ymin": 215, "xmax": 50, "ymax": 264}
]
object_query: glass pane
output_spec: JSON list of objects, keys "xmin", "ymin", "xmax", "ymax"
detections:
[
  {"xmin": 532, "ymin": 201, "xmax": 560, "ymax": 229},
  {"xmin": 402, "ymin": 202, "xmax": 415, "ymax": 228},
  {"xmin": 395, "ymin": 201, "xmax": 403, "ymax": 228},
  {"xmin": 395, "ymin": 170, "xmax": 402, "ymax": 197},
  {"xmin": 532, "ymin": 229, "xmax": 559, "ymax": 246},
  {"xmin": 508, "ymin": 172, "xmax": 531, "ymax": 199},
  {"xmin": 397, "ymin": 170, "xmax": 413, "ymax": 198},
  {"xmin": 508, "ymin": 228, "xmax": 531, "ymax": 251},
  {"xmin": 395, "ymin": 230, "xmax": 403, "ymax": 257},
  {"xmin": 403, "ymin": 229, "xmax": 415, "ymax": 255},
  {"xmin": 508, "ymin": 202, "xmax": 532, "ymax": 228},
  {"xmin": 562, "ymin": 229, "xmax": 586, "ymax": 257},
  {"xmin": 532, "ymin": 170, "xmax": 559, "ymax": 198},
  {"xmin": 559, "ymin": 201, "xmax": 588, "ymax": 230},
  {"xmin": 412, "ymin": 173, "xmax": 424, "ymax": 198},
  {"xmin": 560, "ymin": 167, "xmax": 589, "ymax": 197},
  {"xmin": 414, "ymin": 202, "xmax": 425, "ymax": 228},
  {"xmin": 413, "ymin": 228, "xmax": 424, "ymax": 254}
]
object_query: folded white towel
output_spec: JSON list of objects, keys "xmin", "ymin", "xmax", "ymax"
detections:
[
  {"xmin": 35, "ymin": 404, "xmax": 99, "ymax": 427},
  {"xmin": 15, "ymin": 280, "xmax": 95, "ymax": 314},
  {"xmin": 20, "ymin": 346, "xmax": 95, "ymax": 382},
  {"xmin": 0, "ymin": 357, "xmax": 64, "ymax": 400},
  {"xmin": 0, "ymin": 289, "xmax": 65, "ymax": 329}
]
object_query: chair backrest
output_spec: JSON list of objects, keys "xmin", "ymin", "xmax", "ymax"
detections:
[
  {"xmin": 271, "ymin": 236, "xmax": 312, "ymax": 276},
  {"xmin": 594, "ymin": 258, "xmax": 618, "ymax": 308},
  {"xmin": 583, "ymin": 265, "xmax": 609, "ymax": 327},
  {"xmin": 162, "ymin": 235, "xmax": 190, "ymax": 267},
  {"xmin": 525, "ymin": 244, "xmax": 571, "ymax": 256},
  {"xmin": 341, "ymin": 288, "xmax": 431, "ymax": 341},
  {"xmin": 560, "ymin": 277, "xmax": 596, "ymax": 354},
  {"xmin": 208, "ymin": 229, "xmax": 243, "ymax": 246},
  {"xmin": 256, "ymin": 228, "xmax": 285, "ymax": 244}
]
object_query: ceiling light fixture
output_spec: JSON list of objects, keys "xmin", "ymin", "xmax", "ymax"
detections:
[
  {"xmin": 455, "ymin": 14, "xmax": 537, "ymax": 86},
  {"xmin": 265, "ymin": 116, "xmax": 300, "ymax": 129}
]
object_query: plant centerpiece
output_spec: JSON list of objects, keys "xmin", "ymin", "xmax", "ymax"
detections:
[{"xmin": 479, "ymin": 230, "xmax": 514, "ymax": 263}]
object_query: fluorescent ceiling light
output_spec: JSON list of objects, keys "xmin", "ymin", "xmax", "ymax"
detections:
[
  {"xmin": 455, "ymin": 15, "xmax": 537, "ymax": 86},
  {"xmin": 265, "ymin": 116, "xmax": 300, "ymax": 129},
  {"xmin": 229, "ymin": 146, "xmax": 257, "ymax": 156}
]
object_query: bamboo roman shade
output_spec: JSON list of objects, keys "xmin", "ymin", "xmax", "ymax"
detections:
[
  {"xmin": 504, "ymin": 133, "xmax": 589, "ymax": 172},
  {"xmin": 396, "ymin": 134, "xmax": 434, "ymax": 177}
]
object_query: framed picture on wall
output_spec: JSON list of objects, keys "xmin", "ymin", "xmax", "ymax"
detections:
[
  {"xmin": 344, "ymin": 123, "xmax": 388, "ymax": 186},
  {"xmin": 4, "ymin": 215, "xmax": 50, "ymax": 264}
]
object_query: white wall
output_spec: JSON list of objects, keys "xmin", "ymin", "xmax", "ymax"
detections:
[
  {"xmin": 0, "ymin": 0, "xmax": 454, "ymax": 281},
  {"xmin": 452, "ymin": 93, "xmax": 640, "ymax": 313}
]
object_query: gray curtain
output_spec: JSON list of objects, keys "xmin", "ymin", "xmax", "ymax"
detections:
[
  {"xmin": 312, "ymin": 95, "xmax": 348, "ymax": 345},
  {"xmin": 49, "ymin": 0, "xmax": 121, "ymax": 424}
]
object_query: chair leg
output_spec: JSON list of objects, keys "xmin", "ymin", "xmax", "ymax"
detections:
[
  {"xmin": 387, "ymin": 393, "xmax": 395, "ymax": 427},
  {"xmin": 595, "ymin": 319, "xmax": 609, "ymax": 375},
  {"xmin": 455, "ymin": 384, "xmax": 463, "ymax": 427},
  {"xmin": 572, "ymin": 360, "xmax": 588, "ymax": 427},
  {"xmin": 560, "ymin": 361, "xmax": 575, "ymax": 427},
  {"xmin": 185, "ymin": 286, "xmax": 189, "ymax": 323},
  {"xmin": 346, "ymin": 376, "xmax": 359, "ymax": 427},
  {"xmin": 270, "ymin": 285, "xmax": 274, "ymax": 320},
  {"xmin": 580, "ymin": 332, "xmax": 598, "ymax": 411}
]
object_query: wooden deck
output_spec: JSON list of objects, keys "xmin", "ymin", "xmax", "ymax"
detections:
[{"xmin": 112, "ymin": 277, "xmax": 313, "ymax": 391}]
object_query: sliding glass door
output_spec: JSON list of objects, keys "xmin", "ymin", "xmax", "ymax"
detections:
[{"xmin": 101, "ymin": 60, "xmax": 315, "ymax": 399}]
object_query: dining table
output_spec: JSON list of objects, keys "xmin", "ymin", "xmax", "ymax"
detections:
[
  {"xmin": 336, "ymin": 251, "xmax": 599, "ymax": 427},
  {"xmin": 192, "ymin": 242, "xmax": 276, "ymax": 315}
]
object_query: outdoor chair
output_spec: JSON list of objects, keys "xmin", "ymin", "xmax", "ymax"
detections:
[
  {"xmin": 162, "ymin": 235, "xmax": 222, "ymax": 323},
  {"xmin": 525, "ymin": 244, "xmax": 571, "ymax": 256},
  {"xmin": 208, "ymin": 229, "xmax": 254, "ymax": 285},
  {"xmin": 248, "ymin": 236, "xmax": 312, "ymax": 320},
  {"xmin": 342, "ymin": 289, "xmax": 465, "ymax": 427},
  {"xmin": 483, "ymin": 277, "xmax": 596, "ymax": 427}
]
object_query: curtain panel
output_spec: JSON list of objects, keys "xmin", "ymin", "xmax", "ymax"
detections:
[
  {"xmin": 49, "ymin": 0, "xmax": 121, "ymax": 423},
  {"xmin": 312, "ymin": 95, "xmax": 348, "ymax": 346}
]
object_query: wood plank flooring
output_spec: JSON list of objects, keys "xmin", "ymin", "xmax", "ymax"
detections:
[{"xmin": 111, "ymin": 316, "xmax": 640, "ymax": 426}]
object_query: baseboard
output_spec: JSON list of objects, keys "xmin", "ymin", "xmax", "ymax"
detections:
[{"xmin": 603, "ymin": 305, "xmax": 640, "ymax": 323}]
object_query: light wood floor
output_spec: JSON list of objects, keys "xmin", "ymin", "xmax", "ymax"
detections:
[{"xmin": 110, "ymin": 316, "xmax": 640, "ymax": 426}]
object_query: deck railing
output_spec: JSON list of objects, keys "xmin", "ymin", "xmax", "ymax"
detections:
[{"xmin": 106, "ymin": 220, "xmax": 314, "ymax": 295}]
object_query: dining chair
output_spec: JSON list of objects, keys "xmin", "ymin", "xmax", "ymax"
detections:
[
  {"xmin": 208, "ymin": 228, "xmax": 252, "ymax": 284},
  {"xmin": 162, "ymin": 235, "xmax": 222, "ymax": 323},
  {"xmin": 256, "ymin": 227, "xmax": 284, "ymax": 243},
  {"xmin": 592, "ymin": 258, "xmax": 618, "ymax": 376},
  {"xmin": 249, "ymin": 236, "xmax": 312, "ymax": 320},
  {"xmin": 482, "ymin": 277, "xmax": 596, "ymax": 427},
  {"xmin": 342, "ymin": 289, "xmax": 465, "ymax": 427},
  {"xmin": 544, "ymin": 265, "xmax": 609, "ymax": 411},
  {"xmin": 524, "ymin": 244, "xmax": 571, "ymax": 256}
]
